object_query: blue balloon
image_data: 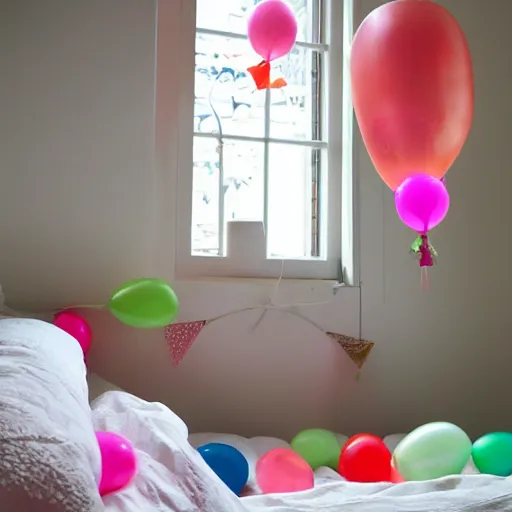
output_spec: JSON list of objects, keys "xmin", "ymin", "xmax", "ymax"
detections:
[{"xmin": 197, "ymin": 443, "xmax": 249, "ymax": 495}]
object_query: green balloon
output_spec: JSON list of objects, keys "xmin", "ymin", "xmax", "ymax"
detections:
[
  {"xmin": 109, "ymin": 278, "xmax": 179, "ymax": 328},
  {"xmin": 291, "ymin": 429, "xmax": 340, "ymax": 470},
  {"xmin": 472, "ymin": 432, "xmax": 512, "ymax": 476},
  {"xmin": 393, "ymin": 422, "xmax": 471, "ymax": 481}
]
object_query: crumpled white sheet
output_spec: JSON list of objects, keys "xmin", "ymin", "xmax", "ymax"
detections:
[
  {"xmin": 91, "ymin": 391, "xmax": 512, "ymax": 512},
  {"xmin": 92, "ymin": 391, "xmax": 244, "ymax": 512},
  {"xmin": 243, "ymin": 476, "xmax": 512, "ymax": 512}
]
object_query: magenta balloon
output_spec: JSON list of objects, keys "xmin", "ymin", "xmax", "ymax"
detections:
[
  {"xmin": 53, "ymin": 311, "xmax": 92, "ymax": 357},
  {"xmin": 247, "ymin": 0, "xmax": 297, "ymax": 62},
  {"xmin": 395, "ymin": 174, "xmax": 450, "ymax": 233},
  {"xmin": 96, "ymin": 431, "xmax": 137, "ymax": 497}
]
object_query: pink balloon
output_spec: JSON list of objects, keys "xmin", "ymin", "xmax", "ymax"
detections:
[
  {"xmin": 247, "ymin": 0, "xmax": 298, "ymax": 62},
  {"xmin": 53, "ymin": 311, "xmax": 92, "ymax": 357},
  {"xmin": 96, "ymin": 431, "xmax": 137, "ymax": 497},
  {"xmin": 395, "ymin": 174, "xmax": 450, "ymax": 233},
  {"xmin": 256, "ymin": 448, "xmax": 314, "ymax": 494}
]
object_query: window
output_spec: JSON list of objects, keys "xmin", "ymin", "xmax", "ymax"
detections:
[{"xmin": 175, "ymin": 0, "xmax": 349, "ymax": 280}]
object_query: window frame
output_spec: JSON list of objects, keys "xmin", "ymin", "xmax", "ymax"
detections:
[{"xmin": 163, "ymin": 0, "xmax": 356, "ymax": 284}]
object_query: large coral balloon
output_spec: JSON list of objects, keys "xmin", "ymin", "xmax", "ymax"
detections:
[{"xmin": 350, "ymin": 0, "xmax": 473, "ymax": 190}]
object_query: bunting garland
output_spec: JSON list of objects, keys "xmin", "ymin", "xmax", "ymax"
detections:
[
  {"xmin": 325, "ymin": 333, "xmax": 374, "ymax": 369},
  {"xmin": 165, "ymin": 315, "xmax": 375, "ymax": 371},
  {"xmin": 165, "ymin": 320, "xmax": 209, "ymax": 366}
]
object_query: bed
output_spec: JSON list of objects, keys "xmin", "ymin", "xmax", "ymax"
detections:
[
  {"xmin": 1, "ymin": 317, "xmax": 512, "ymax": 511},
  {"xmin": 92, "ymin": 389, "xmax": 512, "ymax": 512}
]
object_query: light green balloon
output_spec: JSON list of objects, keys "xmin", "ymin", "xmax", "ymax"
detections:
[
  {"xmin": 291, "ymin": 429, "xmax": 341, "ymax": 470},
  {"xmin": 109, "ymin": 278, "xmax": 179, "ymax": 328},
  {"xmin": 393, "ymin": 422, "xmax": 471, "ymax": 481}
]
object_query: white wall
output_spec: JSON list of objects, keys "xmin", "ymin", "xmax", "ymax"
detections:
[
  {"xmin": 359, "ymin": 0, "xmax": 512, "ymax": 437},
  {"xmin": 2, "ymin": 0, "xmax": 511, "ymax": 440},
  {"xmin": 1, "ymin": 1, "xmax": 157, "ymax": 305}
]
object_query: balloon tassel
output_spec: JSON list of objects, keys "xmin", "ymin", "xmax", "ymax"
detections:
[
  {"xmin": 420, "ymin": 266, "xmax": 430, "ymax": 290},
  {"xmin": 247, "ymin": 60, "xmax": 287, "ymax": 90},
  {"xmin": 410, "ymin": 234, "xmax": 437, "ymax": 289},
  {"xmin": 418, "ymin": 234, "xmax": 434, "ymax": 268},
  {"xmin": 410, "ymin": 234, "xmax": 437, "ymax": 267}
]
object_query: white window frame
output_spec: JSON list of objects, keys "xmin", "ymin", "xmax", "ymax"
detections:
[{"xmin": 167, "ymin": 0, "xmax": 356, "ymax": 284}]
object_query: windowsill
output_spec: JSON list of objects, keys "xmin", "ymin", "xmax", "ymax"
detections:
[{"xmin": 175, "ymin": 276, "xmax": 352, "ymax": 289}]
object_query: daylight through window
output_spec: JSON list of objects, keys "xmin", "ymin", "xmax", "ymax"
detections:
[{"xmin": 188, "ymin": 0, "xmax": 342, "ymax": 276}]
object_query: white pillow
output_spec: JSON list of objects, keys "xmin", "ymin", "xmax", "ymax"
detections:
[{"xmin": 0, "ymin": 318, "xmax": 103, "ymax": 510}]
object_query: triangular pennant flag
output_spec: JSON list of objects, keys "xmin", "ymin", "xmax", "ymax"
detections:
[
  {"xmin": 326, "ymin": 332, "xmax": 375, "ymax": 369},
  {"xmin": 165, "ymin": 320, "xmax": 208, "ymax": 366}
]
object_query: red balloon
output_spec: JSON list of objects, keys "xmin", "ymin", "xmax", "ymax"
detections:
[
  {"xmin": 338, "ymin": 434, "xmax": 392, "ymax": 482},
  {"xmin": 350, "ymin": 0, "xmax": 473, "ymax": 190}
]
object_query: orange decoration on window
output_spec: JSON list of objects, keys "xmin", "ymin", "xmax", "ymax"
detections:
[{"xmin": 247, "ymin": 60, "xmax": 287, "ymax": 90}]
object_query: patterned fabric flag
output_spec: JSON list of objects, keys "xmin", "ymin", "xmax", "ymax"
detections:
[
  {"xmin": 165, "ymin": 320, "xmax": 208, "ymax": 366},
  {"xmin": 326, "ymin": 332, "xmax": 375, "ymax": 369}
]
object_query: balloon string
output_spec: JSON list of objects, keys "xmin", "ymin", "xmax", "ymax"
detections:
[
  {"xmin": 208, "ymin": 72, "xmax": 224, "ymax": 146},
  {"xmin": 207, "ymin": 302, "xmax": 327, "ymax": 332},
  {"xmin": 55, "ymin": 304, "xmax": 105, "ymax": 313},
  {"xmin": 204, "ymin": 260, "xmax": 336, "ymax": 331}
]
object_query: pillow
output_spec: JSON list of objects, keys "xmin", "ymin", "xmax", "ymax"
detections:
[{"xmin": 0, "ymin": 318, "xmax": 103, "ymax": 511}]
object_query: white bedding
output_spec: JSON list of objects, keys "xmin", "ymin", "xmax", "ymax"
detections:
[
  {"xmin": 0, "ymin": 319, "xmax": 102, "ymax": 511},
  {"xmin": 3, "ymin": 313, "xmax": 508, "ymax": 511},
  {"xmin": 91, "ymin": 391, "xmax": 512, "ymax": 512}
]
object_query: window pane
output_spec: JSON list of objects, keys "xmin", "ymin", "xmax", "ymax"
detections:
[
  {"xmin": 267, "ymin": 144, "xmax": 324, "ymax": 258},
  {"xmin": 195, "ymin": 33, "xmax": 265, "ymax": 138},
  {"xmin": 196, "ymin": 0, "xmax": 321, "ymax": 44},
  {"xmin": 196, "ymin": 0, "xmax": 251, "ymax": 34},
  {"xmin": 270, "ymin": 47, "xmax": 323, "ymax": 141},
  {"xmin": 223, "ymin": 139, "xmax": 265, "ymax": 223},
  {"xmin": 192, "ymin": 136, "xmax": 265, "ymax": 255},
  {"xmin": 192, "ymin": 137, "xmax": 220, "ymax": 255}
]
